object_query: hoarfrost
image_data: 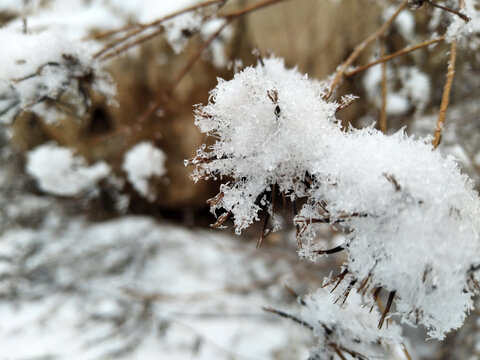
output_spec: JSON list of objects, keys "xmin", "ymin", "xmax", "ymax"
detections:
[{"xmin": 164, "ymin": 12, "xmax": 203, "ymax": 54}]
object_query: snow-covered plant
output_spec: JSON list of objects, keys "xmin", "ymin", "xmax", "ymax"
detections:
[
  {"xmin": 299, "ymin": 127, "xmax": 480, "ymax": 339},
  {"xmin": 299, "ymin": 287, "xmax": 402, "ymax": 359},
  {"xmin": 187, "ymin": 57, "xmax": 342, "ymax": 236},
  {"xmin": 26, "ymin": 142, "xmax": 110, "ymax": 197},
  {"xmin": 0, "ymin": 28, "xmax": 115, "ymax": 124},
  {"xmin": 188, "ymin": 55, "xmax": 480, "ymax": 343}
]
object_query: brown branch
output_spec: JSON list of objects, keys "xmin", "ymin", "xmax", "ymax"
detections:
[
  {"xmin": 427, "ymin": 0, "xmax": 470, "ymax": 22},
  {"xmin": 345, "ymin": 36, "xmax": 445, "ymax": 77},
  {"xmin": 137, "ymin": 19, "xmax": 231, "ymax": 125},
  {"xmin": 93, "ymin": 0, "xmax": 227, "ymax": 59},
  {"xmin": 432, "ymin": 39, "xmax": 457, "ymax": 148},
  {"xmin": 380, "ymin": 37, "xmax": 388, "ymax": 134},
  {"xmin": 324, "ymin": 0, "xmax": 409, "ymax": 100},
  {"xmin": 378, "ymin": 290, "xmax": 396, "ymax": 329},
  {"xmin": 262, "ymin": 307, "xmax": 314, "ymax": 330},
  {"xmin": 98, "ymin": 27, "xmax": 165, "ymax": 61}
]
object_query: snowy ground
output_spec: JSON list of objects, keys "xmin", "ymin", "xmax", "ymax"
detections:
[
  {"xmin": 0, "ymin": 128, "xmax": 317, "ymax": 359},
  {"xmin": 0, "ymin": 216, "xmax": 312, "ymax": 360}
]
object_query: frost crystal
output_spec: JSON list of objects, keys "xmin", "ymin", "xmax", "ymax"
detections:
[
  {"xmin": 188, "ymin": 57, "xmax": 339, "ymax": 233},
  {"xmin": 26, "ymin": 143, "xmax": 110, "ymax": 197},
  {"xmin": 122, "ymin": 142, "xmax": 167, "ymax": 201}
]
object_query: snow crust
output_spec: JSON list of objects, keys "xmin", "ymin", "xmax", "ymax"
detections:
[{"xmin": 26, "ymin": 142, "xmax": 110, "ymax": 196}]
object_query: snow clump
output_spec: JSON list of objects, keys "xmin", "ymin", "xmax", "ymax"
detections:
[
  {"xmin": 26, "ymin": 142, "xmax": 110, "ymax": 197},
  {"xmin": 122, "ymin": 141, "xmax": 167, "ymax": 201},
  {"xmin": 0, "ymin": 28, "xmax": 115, "ymax": 124},
  {"xmin": 188, "ymin": 57, "xmax": 340, "ymax": 233},
  {"xmin": 189, "ymin": 56, "xmax": 480, "ymax": 339}
]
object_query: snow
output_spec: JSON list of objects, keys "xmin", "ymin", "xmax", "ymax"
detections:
[
  {"xmin": 164, "ymin": 12, "xmax": 203, "ymax": 54},
  {"xmin": 301, "ymin": 288, "xmax": 402, "ymax": 359},
  {"xmin": 26, "ymin": 142, "xmax": 110, "ymax": 196},
  {"xmin": 0, "ymin": 27, "xmax": 115, "ymax": 124},
  {"xmin": 2, "ymin": 0, "xmax": 201, "ymax": 38},
  {"xmin": 190, "ymin": 56, "xmax": 480, "ymax": 339},
  {"xmin": 0, "ymin": 215, "xmax": 309, "ymax": 359},
  {"xmin": 122, "ymin": 141, "xmax": 167, "ymax": 201},
  {"xmin": 300, "ymin": 127, "xmax": 480, "ymax": 339},
  {"xmin": 362, "ymin": 64, "xmax": 431, "ymax": 118},
  {"xmin": 188, "ymin": 57, "xmax": 339, "ymax": 233}
]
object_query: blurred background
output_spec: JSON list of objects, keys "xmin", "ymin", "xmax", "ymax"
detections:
[{"xmin": 1, "ymin": 0, "xmax": 480, "ymax": 359}]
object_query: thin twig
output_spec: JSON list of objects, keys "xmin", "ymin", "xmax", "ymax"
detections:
[
  {"xmin": 324, "ymin": 0, "xmax": 409, "ymax": 99},
  {"xmin": 432, "ymin": 39, "xmax": 457, "ymax": 148},
  {"xmin": 427, "ymin": 0, "xmax": 470, "ymax": 22},
  {"xmin": 136, "ymin": 19, "xmax": 231, "ymax": 125},
  {"xmin": 262, "ymin": 307, "xmax": 314, "ymax": 330},
  {"xmin": 345, "ymin": 36, "xmax": 445, "ymax": 77},
  {"xmin": 379, "ymin": 37, "xmax": 388, "ymax": 134},
  {"xmin": 93, "ymin": 0, "xmax": 227, "ymax": 59}
]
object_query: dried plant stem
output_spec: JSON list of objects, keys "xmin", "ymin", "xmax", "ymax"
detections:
[
  {"xmin": 325, "ymin": 0, "xmax": 408, "ymax": 99},
  {"xmin": 262, "ymin": 307, "xmax": 314, "ymax": 330},
  {"xmin": 432, "ymin": 39, "xmax": 457, "ymax": 148},
  {"xmin": 93, "ymin": 0, "xmax": 226, "ymax": 59},
  {"xmin": 345, "ymin": 37, "xmax": 445, "ymax": 77},
  {"xmin": 137, "ymin": 19, "xmax": 231, "ymax": 125},
  {"xmin": 427, "ymin": 0, "xmax": 470, "ymax": 22},
  {"xmin": 402, "ymin": 344, "xmax": 414, "ymax": 360},
  {"xmin": 379, "ymin": 37, "xmax": 388, "ymax": 134}
]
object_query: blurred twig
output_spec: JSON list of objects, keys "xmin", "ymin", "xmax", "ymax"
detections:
[
  {"xmin": 324, "ymin": 0, "xmax": 409, "ymax": 100},
  {"xmin": 432, "ymin": 39, "xmax": 457, "ymax": 148}
]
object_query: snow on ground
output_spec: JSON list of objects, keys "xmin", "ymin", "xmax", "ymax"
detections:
[{"xmin": 0, "ymin": 215, "xmax": 311, "ymax": 359}]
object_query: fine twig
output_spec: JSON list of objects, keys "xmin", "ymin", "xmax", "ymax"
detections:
[
  {"xmin": 344, "ymin": 36, "xmax": 445, "ymax": 77},
  {"xmin": 136, "ymin": 19, "xmax": 231, "ymax": 125},
  {"xmin": 426, "ymin": 0, "xmax": 470, "ymax": 23},
  {"xmin": 262, "ymin": 307, "xmax": 314, "ymax": 330},
  {"xmin": 324, "ymin": 0, "xmax": 409, "ymax": 99},
  {"xmin": 379, "ymin": 37, "xmax": 388, "ymax": 134},
  {"xmin": 93, "ymin": 0, "xmax": 227, "ymax": 59},
  {"xmin": 432, "ymin": 39, "xmax": 457, "ymax": 148}
]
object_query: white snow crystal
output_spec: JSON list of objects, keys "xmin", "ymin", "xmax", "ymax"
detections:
[
  {"xmin": 188, "ymin": 57, "xmax": 339, "ymax": 233},
  {"xmin": 122, "ymin": 142, "xmax": 167, "ymax": 201},
  {"xmin": 26, "ymin": 143, "xmax": 110, "ymax": 197}
]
